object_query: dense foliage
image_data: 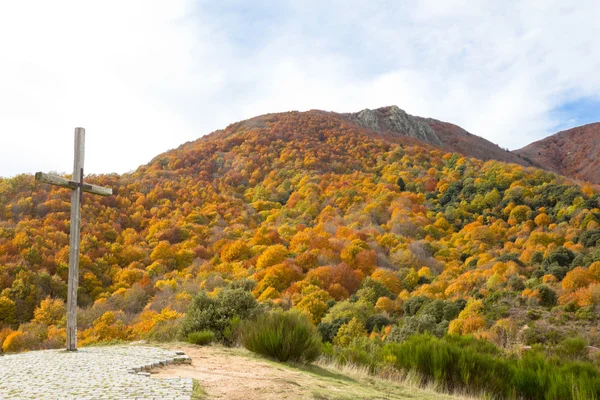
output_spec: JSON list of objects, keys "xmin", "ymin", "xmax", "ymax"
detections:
[{"xmin": 1, "ymin": 110, "xmax": 600, "ymax": 360}]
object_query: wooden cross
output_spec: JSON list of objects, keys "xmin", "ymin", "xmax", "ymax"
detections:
[{"xmin": 35, "ymin": 127, "xmax": 112, "ymax": 351}]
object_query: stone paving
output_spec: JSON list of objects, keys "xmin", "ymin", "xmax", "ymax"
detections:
[{"xmin": 0, "ymin": 345, "xmax": 193, "ymax": 399}]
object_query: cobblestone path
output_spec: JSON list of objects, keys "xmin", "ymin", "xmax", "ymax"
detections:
[{"xmin": 0, "ymin": 345, "xmax": 193, "ymax": 399}]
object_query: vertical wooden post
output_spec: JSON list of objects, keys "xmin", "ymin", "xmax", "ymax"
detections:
[{"xmin": 66, "ymin": 127, "xmax": 85, "ymax": 351}]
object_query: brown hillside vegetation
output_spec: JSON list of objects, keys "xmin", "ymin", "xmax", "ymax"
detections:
[{"xmin": 515, "ymin": 122, "xmax": 600, "ymax": 184}]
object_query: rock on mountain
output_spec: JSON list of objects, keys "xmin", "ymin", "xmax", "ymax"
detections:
[{"xmin": 341, "ymin": 106, "xmax": 529, "ymax": 166}]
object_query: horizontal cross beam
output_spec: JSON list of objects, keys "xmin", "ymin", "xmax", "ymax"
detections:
[{"xmin": 35, "ymin": 172, "xmax": 112, "ymax": 196}]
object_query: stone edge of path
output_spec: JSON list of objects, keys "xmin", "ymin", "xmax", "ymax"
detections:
[{"xmin": 125, "ymin": 349, "xmax": 193, "ymax": 377}]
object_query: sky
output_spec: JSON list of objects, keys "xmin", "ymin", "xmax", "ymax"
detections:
[{"xmin": 1, "ymin": 0, "xmax": 599, "ymax": 178}]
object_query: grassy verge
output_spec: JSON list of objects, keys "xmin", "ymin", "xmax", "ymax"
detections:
[
  {"xmin": 324, "ymin": 334, "xmax": 600, "ymax": 400},
  {"xmin": 240, "ymin": 345, "xmax": 469, "ymax": 399}
]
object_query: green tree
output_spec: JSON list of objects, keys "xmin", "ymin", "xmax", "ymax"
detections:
[{"xmin": 333, "ymin": 317, "xmax": 367, "ymax": 347}]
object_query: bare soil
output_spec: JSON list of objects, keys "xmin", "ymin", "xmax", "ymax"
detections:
[{"xmin": 152, "ymin": 345, "xmax": 470, "ymax": 400}]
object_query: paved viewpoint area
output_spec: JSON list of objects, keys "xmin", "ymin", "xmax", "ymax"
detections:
[{"xmin": 0, "ymin": 345, "xmax": 193, "ymax": 399}]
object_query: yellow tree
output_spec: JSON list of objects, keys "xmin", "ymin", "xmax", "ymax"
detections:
[{"xmin": 33, "ymin": 298, "xmax": 66, "ymax": 326}]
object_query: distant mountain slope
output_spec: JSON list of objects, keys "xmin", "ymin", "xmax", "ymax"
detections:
[
  {"xmin": 341, "ymin": 106, "xmax": 529, "ymax": 166},
  {"xmin": 515, "ymin": 123, "xmax": 600, "ymax": 184}
]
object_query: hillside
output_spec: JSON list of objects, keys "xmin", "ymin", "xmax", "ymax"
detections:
[
  {"xmin": 1, "ymin": 109, "xmax": 600, "ymax": 381},
  {"xmin": 515, "ymin": 122, "xmax": 600, "ymax": 184}
]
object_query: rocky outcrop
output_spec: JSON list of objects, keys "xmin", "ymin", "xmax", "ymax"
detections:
[
  {"xmin": 342, "ymin": 106, "xmax": 443, "ymax": 146},
  {"xmin": 342, "ymin": 106, "xmax": 529, "ymax": 167}
]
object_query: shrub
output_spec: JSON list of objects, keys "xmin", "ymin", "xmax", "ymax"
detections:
[
  {"xmin": 241, "ymin": 310, "xmax": 321, "ymax": 363},
  {"xmin": 187, "ymin": 330, "xmax": 215, "ymax": 346},
  {"xmin": 536, "ymin": 285, "xmax": 558, "ymax": 307},
  {"xmin": 329, "ymin": 336, "xmax": 384, "ymax": 373},
  {"xmin": 0, "ymin": 328, "xmax": 14, "ymax": 353},
  {"xmin": 327, "ymin": 333, "xmax": 600, "ymax": 400},
  {"xmin": 2, "ymin": 330, "xmax": 29, "ymax": 353},
  {"xmin": 0, "ymin": 296, "xmax": 16, "ymax": 326},
  {"xmin": 543, "ymin": 247, "xmax": 575, "ymax": 268},
  {"xmin": 321, "ymin": 301, "xmax": 373, "ymax": 325},
  {"xmin": 33, "ymin": 298, "xmax": 65, "ymax": 326},
  {"xmin": 317, "ymin": 317, "xmax": 350, "ymax": 343},
  {"xmin": 386, "ymin": 314, "xmax": 445, "ymax": 342},
  {"xmin": 558, "ymin": 337, "xmax": 588, "ymax": 360},
  {"xmin": 580, "ymin": 229, "xmax": 600, "ymax": 248},
  {"xmin": 333, "ymin": 317, "xmax": 367, "ymax": 347},
  {"xmin": 355, "ymin": 278, "xmax": 394, "ymax": 305},
  {"xmin": 178, "ymin": 288, "xmax": 260, "ymax": 346},
  {"xmin": 403, "ymin": 296, "xmax": 430, "ymax": 316},
  {"xmin": 365, "ymin": 314, "xmax": 391, "ymax": 333},
  {"xmin": 146, "ymin": 318, "xmax": 180, "ymax": 342}
]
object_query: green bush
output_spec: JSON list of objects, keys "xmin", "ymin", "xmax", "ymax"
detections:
[
  {"xmin": 403, "ymin": 296, "xmax": 430, "ymax": 316},
  {"xmin": 241, "ymin": 310, "xmax": 321, "ymax": 363},
  {"xmin": 145, "ymin": 318, "xmax": 181, "ymax": 342},
  {"xmin": 187, "ymin": 330, "xmax": 215, "ymax": 346},
  {"xmin": 178, "ymin": 288, "xmax": 259, "ymax": 346},
  {"xmin": 386, "ymin": 315, "xmax": 438, "ymax": 342},
  {"xmin": 327, "ymin": 334, "xmax": 600, "ymax": 399},
  {"xmin": 557, "ymin": 337, "xmax": 589, "ymax": 360},
  {"xmin": 317, "ymin": 317, "xmax": 350, "ymax": 343},
  {"xmin": 366, "ymin": 314, "xmax": 390, "ymax": 333},
  {"xmin": 580, "ymin": 229, "xmax": 600, "ymax": 248},
  {"xmin": 355, "ymin": 278, "xmax": 394, "ymax": 305},
  {"xmin": 321, "ymin": 300, "xmax": 373, "ymax": 325},
  {"xmin": 543, "ymin": 247, "xmax": 575, "ymax": 268},
  {"xmin": 334, "ymin": 317, "xmax": 367, "ymax": 347}
]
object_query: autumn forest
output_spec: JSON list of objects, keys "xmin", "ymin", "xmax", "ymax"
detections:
[{"xmin": 1, "ymin": 110, "xmax": 600, "ymax": 396}]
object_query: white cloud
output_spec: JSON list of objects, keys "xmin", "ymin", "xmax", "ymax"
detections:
[
  {"xmin": 0, "ymin": 0, "xmax": 202, "ymax": 177},
  {"xmin": 1, "ymin": 0, "xmax": 599, "ymax": 177}
]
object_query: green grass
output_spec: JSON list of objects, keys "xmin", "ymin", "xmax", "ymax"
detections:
[
  {"xmin": 238, "ymin": 345, "xmax": 463, "ymax": 399},
  {"xmin": 186, "ymin": 330, "xmax": 214, "ymax": 346},
  {"xmin": 191, "ymin": 379, "xmax": 207, "ymax": 400},
  {"xmin": 327, "ymin": 334, "xmax": 600, "ymax": 400}
]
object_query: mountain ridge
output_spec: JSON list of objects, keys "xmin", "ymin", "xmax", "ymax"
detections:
[
  {"xmin": 515, "ymin": 122, "xmax": 600, "ymax": 184},
  {"xmin": 193, "ymin": 105, "xmax": 598, "ymax": 185},
  {"xmin": 162, "ymin": 105, "xmax": 531, "ymax": 179},
  {"xmin": 340, "ymin": 105, "xmax": 529, "ymax": 167}
]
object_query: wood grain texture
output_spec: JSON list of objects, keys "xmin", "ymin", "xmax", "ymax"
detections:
[
  {"xmin": 34, "ymin": 172, "xmax": 112, "ymax": 196},
  {"xmin": 34, "ymin": 127, "xmax": 114, "ymax": 351},
  {"xmin": 66, "ymin": 127, "xmax": 85, "ymax": 351}
]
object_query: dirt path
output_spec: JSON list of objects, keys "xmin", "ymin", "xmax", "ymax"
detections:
[
  {"xmin": 152, "ymin": 345, "xmax": 470, "ymax": 400},
  {"xmin": 154, "ymin": 346, "xmax": 308, "ymax": 399}
]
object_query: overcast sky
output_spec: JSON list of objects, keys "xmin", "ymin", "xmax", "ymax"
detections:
[{"xmin": 1, "ymin": 0, "xmax": 599, "ymax": 178}]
